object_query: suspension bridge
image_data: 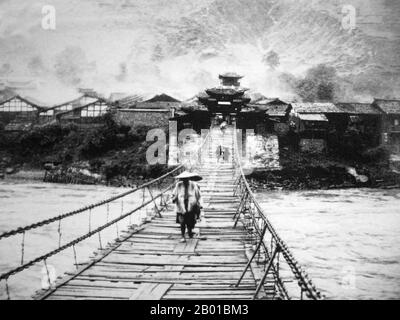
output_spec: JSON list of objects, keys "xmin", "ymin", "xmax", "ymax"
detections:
[{"xmin": 0, "ymin": 124, "xmax": 323, "ymax": 300}]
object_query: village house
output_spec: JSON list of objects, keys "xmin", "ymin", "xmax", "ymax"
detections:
[
  {"xmin": 0, "ymin": 95, "xmax": 46, "ymax": 131},
  {"xmin": 289, "ymin": 102, "xmax": 347, "ymax": 152},
  {"xmin": 170, "ymin": 99, "xmax": 210, "ymax": 133},
  {"xmin": 113, "ymin": 94, "xmax": 145, "ymax": 109},
  {"xmin": 336, "ymin": 102, "xmax": 382, "ymax": 147},
  {"xmin": 372, "ymin": 99, "xmax": 400, "ymax": 154},
  {"xmin": 114, "ymin": 93, "xmax": 181, "ymax": 130},
  {"xmin": 39, "ymin": 94, "xmax": 99, "ymax": 122},
  {"xmin": 56, "ymin": 98, "xmax": 110, "ymax": 128},
  {"xmin": 108, "ymin": 92, "xmax": 136, "ymax": 104},
  {"xmin": 254, "ymin": 98, "xmax": 291, "ymax": 135},
  {"xmin": 38, "ymin": 93, "xmax": 103, "ymax": 124}
]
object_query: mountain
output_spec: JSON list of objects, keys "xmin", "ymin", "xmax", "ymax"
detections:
[{"xmin": 0, "ymin": 0, "xmax": 398, "ymax": 102}]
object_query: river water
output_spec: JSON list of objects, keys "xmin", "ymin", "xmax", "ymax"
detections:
[
  {"xmin": 0, "ymin": 181, "xmax": 399, "ymax": 300},
  {"xmin": 0, "ymin": 180, "xmax": 149, "ymax": 300},
  {"xmin": 256, "ymin": 188, "xmax": 400, "ymax": 300}
]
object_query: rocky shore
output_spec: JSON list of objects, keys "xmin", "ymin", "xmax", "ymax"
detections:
[
  {"xmin": 3, "ymin": 158, "xmax": 399, "ymax": 192},
  {"xmin": 1, "ymin": 169, "xmax": 45, "ymax": 181},
  {"xmin": 249, "ymin": 149, "xmax": 400, "ymax": 191},
  {"xmin": 249, "ymin": 166, "xmax": 400, "ymax": 191},
  {"xmin": 41, "ymin": 161, "xmax": 174, "ymax": 188}
]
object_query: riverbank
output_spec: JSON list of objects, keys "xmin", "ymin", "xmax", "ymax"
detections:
[
  {"xmin": 2, "ymin": 120, "xmax": 399, "ymax": 190},
  {"xmin": 0, "ymin": 151, "xmax": 173, "ymax": 188},
  {"xmin": 0, "ymin": 117, "xmax": 172, "ymax": 188},
  {"xmin": 249, "ymin": 148, "xmax": 400, "ymax": 191},
  {"xmin": 1, "ymin": 169, "xmax": 45, "ymax": 181}
]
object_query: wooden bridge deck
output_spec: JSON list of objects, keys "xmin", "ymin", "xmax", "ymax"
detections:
[{"xmin": 35, "ymin": 163, "xmax": 277, "ymax": 300}]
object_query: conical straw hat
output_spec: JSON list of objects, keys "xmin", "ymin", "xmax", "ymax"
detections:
[{"xmin": 175, "ymin": 171, "xmax": 203, "ymax": 181}]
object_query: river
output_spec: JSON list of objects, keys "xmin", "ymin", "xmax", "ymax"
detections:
[
  {"xmin": 0, "ymin": 180, "xmax": 149, "ymax": 300},
  {"xmin": 256, "ymin": 188, "xmax": 400, "ymax": 300},
  {"xmin": 0, "ymin": 181, "xmax": 399, "ymax": 300}
]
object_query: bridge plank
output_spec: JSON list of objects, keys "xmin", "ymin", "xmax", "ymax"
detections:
[
  {"xmin": 36, "ymin": 131, "xmax": 279, "ymax": 300},
  {"xmin": 129, "ymin": 283, "xmax": 172, "ymax": 300},
  {"xmin": 73, "ymin": 275, "xmax": 256, "ymax": 285}
]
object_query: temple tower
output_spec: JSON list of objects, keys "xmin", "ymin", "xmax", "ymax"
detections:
[{"xmin": 198, "ymin": 72, "xmax": 251, "ymax": 119}]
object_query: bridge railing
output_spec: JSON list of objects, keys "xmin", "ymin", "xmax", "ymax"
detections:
[
  {"xmin": 232, "ymin": 123, "xmax": 323, "ymax": 300},
  {"xmin": 0, "ymin": 130, "xmax": 211, "ymax": 300}
]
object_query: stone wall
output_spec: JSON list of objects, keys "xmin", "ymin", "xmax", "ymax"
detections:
[
  {"xmin": 244, "ymin": 132, "xmax": 281, "ymax": 170},
  {"xmin": 115, "ymin": 109, "xmax": 172, "ymax": 129}
]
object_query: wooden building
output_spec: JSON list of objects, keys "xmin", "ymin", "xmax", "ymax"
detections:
[
  {"xmin": 114, "ymin": 93, "xmax": 180, "ymax": 110},
  {"xmin": 250, "ymin": 98, "xmax": 291, "ymax": 134},
  {"xmin": 373, "ymin": 99, "xmax": 400, "ymax": 153},
  {"xmin": 115, "ymin": 107, "xmax": 175, "ymax": 130},
  {"xmin": 198, "ymin": 73, "xmax": 251, "ymax": 116},
  {"xmin": 289, "ymin": 102, "xmax": 346, "ymax": 152},
  {"xmin": 290, "ymin": 102, "xmax": 344, "ymax": 135},
  {"xmin": 39, "ymin": 94, "xmax": 101, "ymax": 123},
  {"xmin": 336, "ymin": 102, "xmax": 382, "ymax": 147},
  {"xmin": 112, "ymin": 94, "xmax": 144, "ymax": 108},
  {"xmin": 170, "ymin": 100, "xmax": 210, "ymax": 133},
  {"xmin": 0, "ymin": 95, "xmax": 45, "ymax": 130},
  {"xmin": 56, "ymin": 99, "xmax": 110, "ymax": 127},
  {"xmin": 113, "ymin": 93, "xmax": 181, "ymax": 130},
  {"xmin": 145, "ymin": 93, "xmax": 180, "ymax": 103}
]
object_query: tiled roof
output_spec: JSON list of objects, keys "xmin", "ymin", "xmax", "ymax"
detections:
[
  {"xmin": 219, "ymin": 72, "xmax": 243, "ymax": 79},
  {"xmin": 373, "ymin": 99, "xmax": 400, "ymax": 114},
  {"xmin": 23, "ymin": 96, "xmax": 50, "ymax": 109},
  {"xmin": 0, "ymin": 95, "xmax": 44, "ymax": 109},
  {"xmin": 145, "ymin": 93, "xmax": 180, "ymax": 103},
  {"xmin": 49, "ymin": 95, "xmax": 102, "ymax": 110},
  {"xmin": 336, "ymin": 103, "xmax": 382, "ymax": 115},
  {"xmin": 290, "ymin": 102, "xmax": 343, "ymax": 114},
  {"xmin": 256, "ymin": 98, "xmax": 288, "ymax": 105},
  {"xmin": 115, "ymin": 95, "xmax": 145, "ymax": 108},
  {"xmin": 55, "ymin": 100, "xmax": 110, "ymax": 119},
  {"xmin": 265, "ymin": 104, "xmax": 291, "ymax": 117},
  {"xmin": 248, "ymin": 103, "xmax": 291, "ymax": 116},
  {"xmin": 298, "ymin": 113, "xmax": 328, "ymax": 121}
]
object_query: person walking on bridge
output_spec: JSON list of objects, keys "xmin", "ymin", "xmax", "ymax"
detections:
[
  {"xmin": 172, "ymin": 171, "xmax": 203, "ymax": 243},
  {"xmin": 220, "ymin": 120, "xmax": 227, "ymax": 135}
]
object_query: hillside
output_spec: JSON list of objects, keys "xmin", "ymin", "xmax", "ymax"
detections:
[{"xmin": 0, "ymin": 0, "xmax": 399, "ymax": 102}]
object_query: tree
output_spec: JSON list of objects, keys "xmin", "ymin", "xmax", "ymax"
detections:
[
  {"xmin": 306, "ymin": 64, "xmax": 337, "ymax": 84},
  {"xmin": 317, "ymin": 82, "xmax": 335, "ymax": 101},
  {"xmin": 295, "ymin": 64, "xmax": 338, "ymax": 101},
  {"xmin": 296, "ymin": 79, "xmax": 317, "ymax": 102}
]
